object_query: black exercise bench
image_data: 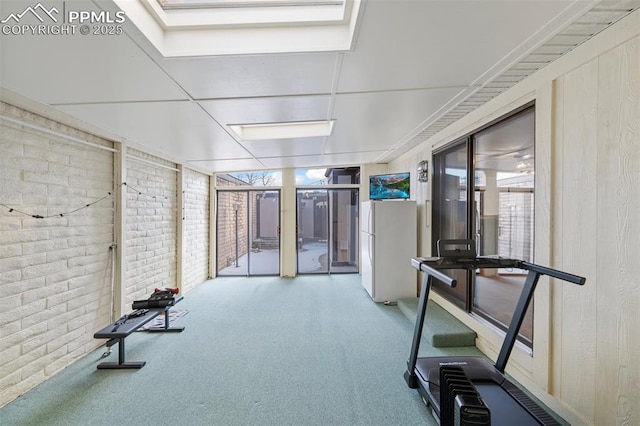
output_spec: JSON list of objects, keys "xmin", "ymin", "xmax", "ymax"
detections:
[{"xmin": 93, "ymin": 295, "xmax": 184, "ymax": 369}]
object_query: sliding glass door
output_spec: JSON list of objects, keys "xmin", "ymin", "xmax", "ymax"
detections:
[
  {"xmin": 296, "ymin": 188, "xmax": 359, "ymax": 274},
  {"xmin": 216, "ymin": 190, "xmax": 281, "ymax": 276}
]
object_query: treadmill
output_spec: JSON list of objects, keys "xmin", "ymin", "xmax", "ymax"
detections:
[{"xmin": 404, "ymin": 240, "xmax": 586, "ymax": 426}]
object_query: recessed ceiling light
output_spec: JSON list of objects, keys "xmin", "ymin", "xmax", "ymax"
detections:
[{"xmin": 230, "ymin": 120, "xmax": 335, "ymax": 141}]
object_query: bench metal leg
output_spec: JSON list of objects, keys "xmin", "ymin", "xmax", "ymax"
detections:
[
  {"xmin": 97, "ymin": 338, "xmax": 146, "ymax": 369},
  {"xmin": 147, "ymin": 310, "xmax": 185, "ymax": 333}
]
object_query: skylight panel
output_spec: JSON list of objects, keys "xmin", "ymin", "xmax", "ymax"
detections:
[
  {"xmin": 158, "ymin": 0, "xmax": 344, "ymax": 10},
  {"xmin": 115, "ymin": 0, "xmax": 360, "ymax": 56}
]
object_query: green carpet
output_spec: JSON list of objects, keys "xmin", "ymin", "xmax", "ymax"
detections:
[{"xmin": 0, "ymin": 275, "xmax": 483, "ymax": 426}]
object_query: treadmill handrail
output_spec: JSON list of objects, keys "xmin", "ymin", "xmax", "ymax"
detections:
[
  {"xmin": 406, "ymin": 255, "xmax": 586, "ymax": 380},
  {"xmin": 518, "ymin": 261, "xmax": 586, "ymax": 286},
  {"xmin": 419, "ymin": 263, "xmax": 457, "ymax": 287}
]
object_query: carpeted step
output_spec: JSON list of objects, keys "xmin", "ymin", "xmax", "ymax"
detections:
[{"xmin": 397, "ymin": 298, "xmax": 476, "ymax": 347}]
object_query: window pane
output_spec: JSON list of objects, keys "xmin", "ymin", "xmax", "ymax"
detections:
[
  {"xmin": 432, "ymin": 141, "xmax": 469, "ymax": 308},
  {"xmin": 296, "ymin": 167, "xmax": 360, "ymax": 186},
  {"xmin": 472, "ymin": 107, "xmax": 535, "ymax": 345},
  {"xmin": 216, "ymin": 170, "xmax": 282, "ymax": 187}
]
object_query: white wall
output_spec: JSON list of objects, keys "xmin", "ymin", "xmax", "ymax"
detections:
[
  {"xmin": 0, "ymin": 103, "xmax": 115, "ymax": 406},
  {"xmin": 0, "ymin": 101, "xmax": 212, "ymax": 407},
  {"xmin": 183, "ymin": 168, "xmax": 210, "ymax": 293},
  {"xmin": 388, "ymin": 9, "xmax": 640, "ymax": 425}
]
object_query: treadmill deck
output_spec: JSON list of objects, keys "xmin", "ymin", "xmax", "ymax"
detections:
[{"xmin": 415, "ymin": 356, "xmax": 560, "ymax": 426}]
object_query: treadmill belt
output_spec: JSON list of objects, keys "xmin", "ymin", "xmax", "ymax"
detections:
[{"xmin": 474, "ymin": 384, "xmax": 539, "ymax": 426}]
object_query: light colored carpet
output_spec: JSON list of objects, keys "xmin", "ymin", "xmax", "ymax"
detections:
[{"xmin": 0, "ymin": 275, "xmax": 482, "ymax": 426}]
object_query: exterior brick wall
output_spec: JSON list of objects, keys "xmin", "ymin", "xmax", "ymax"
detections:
[
  {"xmin": 183, "ymin": 168, "xmax": 210, "ymax": 292},
  {"xmin": 0, "ymin": 103, "xmax": 115, "ymax": 406},
  {"xmin": 216, "ymin": 191, "xmax": 250, "ymax": 271},
  {"xmin": 125, "ymin": 149, "xmax": 177, "ymax": 305}
]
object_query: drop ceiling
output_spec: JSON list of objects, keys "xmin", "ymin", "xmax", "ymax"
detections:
[{"xmin": 1, "ymin": 0, "xmax": 639, "ymax": 174}]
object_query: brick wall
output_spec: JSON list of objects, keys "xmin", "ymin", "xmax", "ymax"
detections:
[
  {"xmin": 216, "ymin": 191, "xmax": 250, "ymax": 272},
  {"xmin": 0, "ymin": 103, "xmax": 115, "ymax": 406},
  {"xmin": 125, "ymin": 149, "xmax": 177, "ymax": 305},
  {"xmin": 0, "ymin": 104, "xmax": 212, "ymax": 407},
  {"xmin": 183, "ymin": 168, "xmax": 210, "ymax": 292}
]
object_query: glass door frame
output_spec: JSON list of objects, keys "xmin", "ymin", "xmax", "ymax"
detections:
[
  {"xmin": 295, "ymin": 186, "xmax": 359, "ymax": 275},
  {"xmin": 215, "ymin": 188, "xmax": 281, "ymax": 277}
]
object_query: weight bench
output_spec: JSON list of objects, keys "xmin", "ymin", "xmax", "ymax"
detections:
[
  {"xmin": 144, "ymin": 295, "xmax": 185, "ymax": 333},
  {"xmin": 93, "ymin": 295, "xmax": 184, "ymax": 369}
]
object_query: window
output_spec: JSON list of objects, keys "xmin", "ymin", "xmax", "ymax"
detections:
[
  {"xmin": 216, "ymin": 170, "xmax": 282, "ymax": 187},
  {"xmin": 295, "ymin": 167, "xmax": 360, "ymax": 186},
  {"xmin": 432, "ymin": 105, "xmax": 535, "ymax": 346}
]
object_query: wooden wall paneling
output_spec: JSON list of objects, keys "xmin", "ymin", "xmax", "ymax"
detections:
[
  {"xmin": 533, "ymin": 81, "xmax": 553, "ymax": 393},
  {"xmin": 550, "ymin": 76, "xmax": 564, "ymax": 400},
  {"xmin": 595, "ymin": 36, "xmax": 640, "ymax": 426},
  {"xmin": 558, "ymin": 58, "xmax": 599, "ymax": 422}
]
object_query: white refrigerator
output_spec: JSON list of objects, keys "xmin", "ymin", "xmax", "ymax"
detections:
[{"xmin": 360, "ymin": 200, "xmax": 417, "ymax": 302}]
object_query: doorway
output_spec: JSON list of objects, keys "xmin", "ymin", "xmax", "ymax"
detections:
[
  {"xmin": 296, "ymin": 188, "xmax": 359, "ymax": 274},
  {"xmin": 216, "ymin": 190, "xmax": 281, "ymax": 276}
]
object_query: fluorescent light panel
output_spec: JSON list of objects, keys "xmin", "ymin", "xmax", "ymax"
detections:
[{"xmin": 230, "ymin": 120, "xmax": 335, "ymax": 141}]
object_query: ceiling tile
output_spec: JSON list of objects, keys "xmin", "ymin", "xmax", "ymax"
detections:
[
  {"xmin": 55, "ymin": 101, "xmax": 249, "ymax": 162},
  {"xmin": 338, "ymin": 0, "xmax": 575, "ymax": 93},
  {"xmin": 160, "ymin": 53, "xmax": 338, "ymax": 99},
  {"xmin": 199, "ymin": 95, "xmax": 331, "ymax": 126},
  {"xmin": 187, "ymin": 158, "xmax": 265, "ymax": 173},
  {"xmin": 0, "ymin": 8, "xmax": 186, "ymax": 104},
  {"xmin": 324, "ymin": 87, "xmax": 466, "ymax": 153}
]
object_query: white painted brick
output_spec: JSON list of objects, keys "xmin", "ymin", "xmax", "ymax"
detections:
[
  {"xmin": 47, "ymin": 326, "xmax": 84, "ymax": 354},
  {"xmin": 66, "ymin": 292, "xmax": 100, "ymax": 312},
  {"xmin": 22, "ymin": 239, "xmax": 68, "ymax": 256},
  {"xmin": 0, "ymin": 370, "xmax": 21, "ymax": 406},
  {"xmin": 2, "ymin": 371, "xmax": 44, "ymax": 406},
  {"xmin": 0, "ymin": 139, "xmax": 25, "ymax": 156},
  {"xmin": 23, "ymin": 171, "xmax": 69, "ymax": 186},
  {"xmin": 1, "ymin": 229, "xmax": 50, "ymax": 244},
  {"xmin": 45, "ymin": 246, "xmax": 85, "ymax": 262},
  {"xmin": 0, "ymin": 253, "xmax": 47, "ymax": 275},
  {"xmin": 21, "ymin": 259, "xmax": 68, "ymax": 280},
  {"xmin": 1, "ymin": 276, "xmax": 44, "ymax": 298},
  {"xmin": 45, "ymin": 286, "xmax": 83, "ymax": 308},
  {"xmin": 20, "ymin": 304, "xmax": 67, "ymax": 331},
  {"xmin": 0, "ymin": 156, "xmax": 48, "ymax": 172},
  {"xmin": 45, "ymin": 266, "xmax": 86, "ymax": 285},
  {"xmin": 23, "ymin": 144, "xmax": 69, "ymax": 164},
  {"xmin": 21, "ymin": 323, "xmax": 67, "ymax": 356},
  {"xmin": 3, "ymin": 300, "xmax": 47, "ymax": 327},
  {"xmin": 0, "ymin": 294, "xmax": 22, "ymax": 312},
  {"xmin": 3, "ymin": 319, "xmax": 47, "ymax": 349},
  {"xmin": 45, "ymin": 345, "xmax": 87, "ymax": 377},
  {"xmin": 68, "ymin": 272, "xmax": 106, "ymax": 290},
  {"xmin": 0, "ymin": 243, "xmax": 22, "ymax": 258},
  {"xmin": 21, "ymin": 281, "xmax": 68, "ymax": 305}
]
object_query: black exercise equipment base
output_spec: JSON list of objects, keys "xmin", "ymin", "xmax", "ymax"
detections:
[
  {"xmin": 412, "ymin": 356, "xmax": 557, "ymax": 425},
  {"xmin": 97, "ymin": 362, "xmax": 146, "ymax": 369},
  {"xmin": 405, "ymin": 240, "xmax": 586, "ymax": 425}
]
